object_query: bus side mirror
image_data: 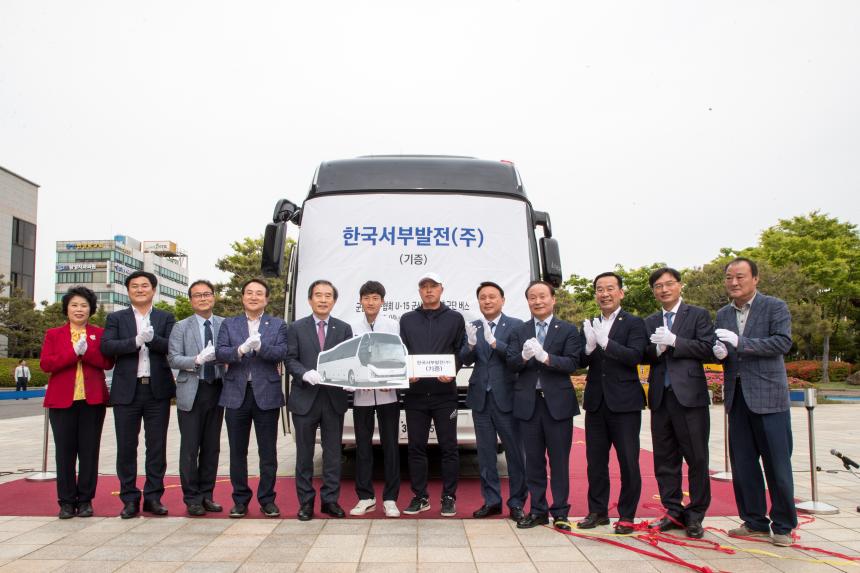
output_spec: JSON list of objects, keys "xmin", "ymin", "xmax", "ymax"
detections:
[
  {"xmin": 539, "ymin": 237, "xmax": 563, "ymax": 287},
  {"xmin": 261, "ymin": 222, "xmax": 287, "ymax": 277},
  {"xmin": 359, "ymin": 349, "xmax": 371, "ymax": 365}
]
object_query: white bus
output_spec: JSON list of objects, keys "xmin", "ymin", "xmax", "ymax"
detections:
[
  {"xmin": 261, "ymin": 155, "xmax": 563, "ymax": 445},
  {"xmin": 318, "ymin": 332, "xmax": 408, "ymax": 387}
]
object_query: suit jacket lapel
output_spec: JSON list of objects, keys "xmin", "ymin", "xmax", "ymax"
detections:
[
  {"xmin": 306, "ymin": 316, "xmax": 321, "ymax": 353},
  {"xmin": 257, "ymin": 313, "xmax": 271, "ymax": 342},
  {"xmin": 542, "ymin": 316, "xmax": 560, "ymax": 349},
  {"xmin": 324, "ymin": 318, "xmax": 339, "ymax": 351},
  {"xmin": 607, "ymin": 310, "xmax": 625, "ymax": 340},
  {"xmin": 190, "ymin": 316, "xmax": 204, "ymax": 351},
  {"xmin": 670, "ymin": 303, "xmax": 688, "ymax": 335}
]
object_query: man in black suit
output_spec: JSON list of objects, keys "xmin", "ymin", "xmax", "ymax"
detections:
[
  {"xmin": 506, "ymin": 280, "xmax": 581, "ymax": 531},
  {"xmin": 287, "ymin": 280, "xmax": 353, "ymax": 521},
  {"xmin": 578, "ymin": 271, "xmax": 649, "ymax": 534},
  {"xmin": 643, "ymin": 267, "xmax": 714, "ymax": 539},
  {"xmin": 101, "ymin": 270, "xmax": 176, "ymax": 519}
]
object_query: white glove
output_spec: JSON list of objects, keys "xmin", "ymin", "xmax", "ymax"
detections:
[
  {"xmin": 195, "ymin": 341, "xmax": 216, "ymax": 365},
  {"xmin": 713, "ymin": 340, "xmax": 728, "ymax": 360},
  {"xmin": 248, "ymin": 332, "xmax": 262, "ymax": 350},
  {"xmin": 592, "ymin": 318, "xmax": 609, "ymax": 349},
  {"xmin": 303, "ymin": 370, "xmax": 322, "ymax": 386},
  {"xmin": 482, "ymin": 321, "xmax": 496, "ymax": 347},
  {"xmin": 74, "ymin": 336, "xmax": 87, "ymax": 356},
  {"xmin": 582, "ymin": 320, "xmax": 597, "ymax": 353},
  {"xmin": 650, "ymin": 326, "xmax": 677, "ymax": 347},
  {"xmin": 465, "ymin": 323, "xmax": 478, "ymax": 346},
  {"xmin": 521, "ymin": 338, "xmax": 537, "ymax": 361},
  {"xmin": 239, "ymin": 333, "xmax": 261, "ymax": 355},
  {"xmin": 533, "ymin": 342, "xmax": 548, "ymax": 364},
  {"xmin": 715, "ymin": 328, "xmax": 739, "ymax": 348}
]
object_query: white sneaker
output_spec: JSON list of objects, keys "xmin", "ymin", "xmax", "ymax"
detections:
[
  {"xmin": 383, "ymin": 500, "xmax": 400, "ymax": 518},
  {"xmin": 350, "ymin": 498, "xmax": 376, "ymax": 516}
]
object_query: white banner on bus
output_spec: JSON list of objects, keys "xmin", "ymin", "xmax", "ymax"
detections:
[{"xmin": 294, "ymin": 193, "xmax": 533, "ymax": 326}]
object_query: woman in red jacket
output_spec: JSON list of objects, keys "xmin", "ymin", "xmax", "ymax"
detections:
[{"xmin": 41, "ymin": 286, "xmax": 114, "ymax": 519}]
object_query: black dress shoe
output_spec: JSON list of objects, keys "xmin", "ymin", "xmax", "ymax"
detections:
[
  {"xmin": 576, "ymin": 513, "xmax": 610, "ymax": 529},
  {"xmin": 321, "ymin": 502, "xmax": 345, "ymax": 518},
  {"xmin": 516, "ymin": 513, "xmax": 549, "ymax": 529},
  {"xmin": 553, "ymin": 516, "xmax": 572, "ymax": 531},
  {"xmin": 120, "ymin": 502, "xmax": 139, "ymax": 519},
  {"xmin": 202, "ymin": 499, "xmax": 223, "ymax": 512},
  {"xmin": 76, "ymin": 501, "xmax": 93, "ymax": 518},
  {"xmin": 472, "ymin": 504, "xmax": 502, "ymax": 518},
  {"xmin": 261, "ymin": 502, "xmax": 281, "ymax": 517},
  {"xmin": 509, "ymin": 507, "xmax": 525, "ymax": 522},
  {"xmin": 686, "ymin": 521, "xmax": 705, "ymax": 539},
  {"xmin": 614, "ymin": 517, "xmax": 636, "ymax": 535},
  {"xmin": 142, "ymin": 500, "xmax": 168, "ymax": 516},
  {"xmin": 297, "ymin": 503, "xmax": 314, "ymax": 521},
  {"xmin": 651, "ymin": 516, "xmax": 685, "ymax": 532},
  {"xmin": 58, "ymin": 503, "xmax": 75, "ymax": 519},
  {"xmin": 187, "ymin": 504, "xmax": 206, "ymax": 517},
  {"xmin": 229, "ymin": 504, "xmax": 247, "ymax": 518}
]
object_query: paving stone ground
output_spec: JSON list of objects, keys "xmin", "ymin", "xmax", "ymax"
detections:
[{"xmin": 1, "ymin": 403, "xmax": 858, "ymax": 572}]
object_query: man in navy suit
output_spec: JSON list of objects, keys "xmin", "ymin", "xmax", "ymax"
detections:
[
  {"xmin": 578, "ymin": 271, "xmax": 649, "ymax": 534},
  {"xmin": 459, "ymin": 281, "xmax": 526, "ymax": 521},
  {"xmin": 287, "ymin": 280, "xmax": 354, "ymax": 521},
  {"xmin": 506, "ymin": 280, "xmax": 582, "ymax": 531},
  {"xmin": 216, "ymin": 278, "xmax": 288, "ymax": 518},
  {"xmin": 713, "ymin": 257, "xmax": 796, "ymax": 547},
  {"xmin": 643, "ymin": 267, "xmax": 714, "ymax": 539},
  {"xmin": 101, "ymin": 270, "xmax": 176, "ymax": 519}
]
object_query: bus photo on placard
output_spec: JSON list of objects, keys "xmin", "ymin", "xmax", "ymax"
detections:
[{"xmin": 317, "ymin": 332, "xmax": 409, "ymax": 390}]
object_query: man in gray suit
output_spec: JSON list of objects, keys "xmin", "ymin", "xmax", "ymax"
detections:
[
  {"xmin": 287, "ymin": 280, "xmax": 353, "ymax": 521},
  {"xmin": 168, "ymin": 280, "xmax": 225, "ymax": 516},
  {"xmin": 216, "ymin": 278, "xmax": 288, "ymax": 518},
  {"xmin": 713, "ymin": 257, "xmax": 797, "ymax": 547}
]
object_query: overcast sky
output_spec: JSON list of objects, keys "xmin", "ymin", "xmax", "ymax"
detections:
[{"xmin": 1, "ymin": 1, "xmax": 858, "ymax": 305}]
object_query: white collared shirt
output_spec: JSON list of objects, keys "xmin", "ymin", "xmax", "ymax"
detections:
[
  {"xmin": 351, "ymin": 314, "xmax": 400, "ymax": 407},
  {"xmin": 133, "ymin": 306, "xmax": 152, "ymax": 377},
  {"xmin": 663, "ymin": 298, "xmax": 682, "ymax": 328},
  {"xmin": 731, "ymin": 292, "xmax": 757, "ymax": 335}
]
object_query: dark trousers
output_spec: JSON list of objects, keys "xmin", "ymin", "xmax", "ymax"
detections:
[
  {"xmin": 292, "ymin": 392, "xmax": 344, "ymax": 506},
  {"xmin": 585, "ymin": 401, "xmax": 642, "ymax": 518},
  {"xmin": 49, "ymin": 401, "xmax": 106, "ymax": 506},
  {"xmin": 225, "ymin": 384, "xmax": 279, "ymax": 506},
  {"xmin": 519, "ymin": 393, "xmax": 572, "ymax": 517},
  {"xmin": 354, "ymin": 401, "xmax": 400, "ymax": 502},
  {"xmin": 16, "ymin": 377, "xmax": 28, "ymax": 394},
  {"xmin": 177, "ymin": 381, "xmax": 224, "ymax": 505},
  {"xmin": 113, "ymin": 382, "xmax": 171, "ymax": 505},
  {"xmin": 474, "ymin": 395, "xmax": 527, "ymax": 509},
  {"xmin": 651, "ymin": 389, "xmax": 711, "ymax": 524},
  {"xmin": 405, "ymin": 393, "xmax": 458, "ymax": 499},
  {"xmin": 729, "ymin": 386, "xmax": 798, "ymax": 535}
]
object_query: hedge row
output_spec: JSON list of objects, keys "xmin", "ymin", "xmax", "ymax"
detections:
[
  {"xmin": 784, "ymin": 360, "xmax": 855, "ymax": 383},
  {"xmin": 0, "ymin": 357, "xmax": 48, "ymax": 387}
]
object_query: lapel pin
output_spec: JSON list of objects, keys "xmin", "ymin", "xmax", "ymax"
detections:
[
  {"xmin": 89, "ymin": 334, "xmax": 96, "ymax": 340},
  {"xmin": 554, "ymin": 324, "xmax": 559, "ymax": 329}
]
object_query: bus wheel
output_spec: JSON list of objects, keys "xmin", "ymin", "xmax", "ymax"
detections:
[{"xmin": 348, "ymin": 371, "xmax": 355, "ymax": 385}]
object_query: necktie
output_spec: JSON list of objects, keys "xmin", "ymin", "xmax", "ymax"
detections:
[
  {"xmin": 664, "ymin": 311, "xmax": 675, "ymax": 388},
  {"xmin": 203, "ymin": 319, "xmax": 215, "ymax": 381},
  {"xmin": 369, "ymin": 322, "xmax": 374, "ymax": 332},
  {"xmin": 536, "ymin": 321, "xmax": 547, "ymax": 345},
  {"xmin": 488, "ymin": 321, "xmax": 496, "ymax": 334},
  {"xmin": 317, "ymin": 320, "xmax": 326, "ymax": 350}
]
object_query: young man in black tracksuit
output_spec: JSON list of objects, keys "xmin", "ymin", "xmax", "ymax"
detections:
[{"xmin": 399, "ymin": 272, "xmax": 466, "ymax": 517}]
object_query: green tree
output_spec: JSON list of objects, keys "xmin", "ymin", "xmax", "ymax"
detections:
[
  {"xmin": 0, "ymin": 280, "xmax": 45, "ymax": 358},
  {"xmin": 749, "ymin": 211, "xmax": 860, "ymax": 380},
  {"xmin": 215, "ymin": 236, "xmax": 293, "ymax": 318}
]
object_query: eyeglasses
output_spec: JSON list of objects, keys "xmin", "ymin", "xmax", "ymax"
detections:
[
  {"xmin": 190, "ymin": 292, "xmax": 214, "ymax": 300},
  {"xmin": 652, "ymin": 280, "xmax": 679, "ymax": 291}
]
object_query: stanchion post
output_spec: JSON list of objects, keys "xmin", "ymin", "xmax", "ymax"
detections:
[
  {"xmin": 796, "ymin": 388, "xmax": 839, "ymax": 514},
  {"xmin": 26, "ymin": 408, "xmax": 56, "ymax": 482},
  {"xmin": 712, "ymin": 408, "xmax": 732, "ymax": 481}
]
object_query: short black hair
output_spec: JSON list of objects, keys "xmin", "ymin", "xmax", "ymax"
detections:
[
  {"xmin": 725, "ymin": 257, "xmax": 759, "ymax": 277},
  {"xmin": 477, "ymin": 281, "xmax": 504, "ymax": 298},
  {"xmin": 648, "ymin": 267, "xmax": 682, "ymax": 288},
  {"xmin": 593, "ymin": 271, "xmax": 623, "ymax": 289},
  {"xmin": 359, "ymin": 281, "xmax": 386, "ymax": 299},
  {"xmin": 62, "ymin": 286, "xmax": 98, "ymax": 316},
  {"xmin": 308, "ymin": 279, "xmax": 338, "ymax": 300},
  {"xmin": 242, "ymin": 278, "xmax": 270, "ymax": 297},
  {"xmin": 525, "ymin": 280, "xmax": 555, "ymax": 298},
  {"xmin": 125, "ymin": 270, "xmax": 157, "ymax": 289},
  {"xmin": 188, "ymin": 279, "xmax": 215, "ymax": 298}
]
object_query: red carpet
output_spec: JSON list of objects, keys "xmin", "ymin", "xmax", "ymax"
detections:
[{"xmin": 0, "ymin": 428, "xmax": 738, "ymax": 518}]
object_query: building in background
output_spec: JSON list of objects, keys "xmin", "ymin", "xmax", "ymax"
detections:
[
  {"xmin": 0, "ymin": 165, "xmax": 39, "ymax": 300},
  {"xmin": 54, "ymin": 235, "xmax": 189, "ymax": 313}
]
